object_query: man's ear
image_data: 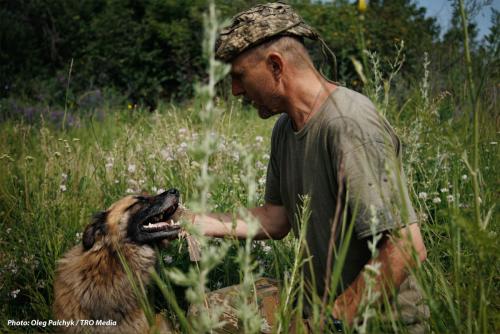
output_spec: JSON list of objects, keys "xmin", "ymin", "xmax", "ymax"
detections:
[
  {"xmin": 267, "ymin": 53, "xmax": 284, "ymax": 80},
  {"xmin": 82, "ymin": 211, "xmax": 107, "ymax": 250}
]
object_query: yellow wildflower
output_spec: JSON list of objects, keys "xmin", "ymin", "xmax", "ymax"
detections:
[{"xmin": 358, "ymin": 0, "xmax": 367, "ymax": 14}]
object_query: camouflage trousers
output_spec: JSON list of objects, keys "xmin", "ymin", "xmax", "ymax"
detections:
[
  {"xmin": 388, "ymin": 275, "xmax": 431, "ymax": 334},
  {"xmin": 188, "ymin": 276, "xmax": 429, "ymax": 334}
]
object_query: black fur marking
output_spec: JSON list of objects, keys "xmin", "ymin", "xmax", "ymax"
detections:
[{"xmin": 83, "ymin": 211, "xmax": 108, "ymax": 250}]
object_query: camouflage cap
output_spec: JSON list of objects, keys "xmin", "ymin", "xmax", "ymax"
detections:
[{"xmin": 215, "ymin": 2, "xmax": 319, "ymax": 62}]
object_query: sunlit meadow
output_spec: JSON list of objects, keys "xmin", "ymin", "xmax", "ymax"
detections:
[{"xmin": 0, "ymin": 2, "xmax": 498, "ymax": 333}]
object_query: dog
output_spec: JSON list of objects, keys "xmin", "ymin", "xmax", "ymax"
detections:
[{"xmin": 53, "ymin": 189, "xmax": 182, "ymax": 334}]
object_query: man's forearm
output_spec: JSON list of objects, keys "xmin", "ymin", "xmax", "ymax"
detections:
[
  {"xmin": 333, "ymin": 223, "xmax": 427, "ymax": 324},
  {"xmin": 189, "ymin": 203, "xmax": 291, "ymax": 240},
  {"xmin": 194, "ymin": 213, "xmax": 263, "ymax": 239}
]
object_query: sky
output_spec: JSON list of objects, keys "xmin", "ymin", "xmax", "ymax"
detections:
[{"xmin": 416, "ymin": 0, "xmax": 499, "ymax": 39}]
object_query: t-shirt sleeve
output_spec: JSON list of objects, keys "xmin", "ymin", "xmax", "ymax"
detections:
[
  {"xmin": 264, "ymin": 118, "xmax": 284, "ymax": 205},
  {"xmin": 334, "ymin": 119, "xmax": 417, "ymax": 240}
]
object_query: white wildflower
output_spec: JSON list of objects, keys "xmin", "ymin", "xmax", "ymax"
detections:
[
  {"xmin": 255, "ymin": 136, "xmax": 264, "ymax": 144},
  {"xmin": 461, "ymin": 174, "xmax": 468, "ymax": 181},
  {"xmin": 231, "ymin": 151, "xmax": 240, "ymax": 162},
  {"xmin": 365, "ymin": 262, "xmax": 382, "ymax": 276},
  {"xmin": 418, "ymin": 192, "xmax": 428, "ymax": 200},
  {"xmin": 7, "ymin": 228, "xmax": 11, "ymax": 234},
  {"xmin": 125, "ymin": 188, "xmax": 135, "ymax": 194},
  {"xmin": 156, "ymin": 188, "xmax": 165, "ymax": 194},
  {"xmin": 10, "ymin": 289, "xmax": 20, "ymax": 299},
  {"xmin": 262, "ymin": 244, "xmax": 272, "ymax": 253},
  {"xmin": 163, "ymin": 255, "xmax": 173, "ymax": 264},
  {"xmin": 178, "ymin": 128, "xmax": 188, "ymax": 135},
  {"xmin": 61, "ymin": 173, "xmax": 68, "ymax": 181},
  {"xmin": 151, "ymin": 186, "xmax": 158, "ymax": 193},
  {"xmin": 432, "ymin": 197, "xmax": 441, "ymax": 204},
  {"xmin": 177, "ymin": 142, "xmax": 188, "ymax": 153},
  {"xmin": 218, "ymin": 142, "xmax": 227, "ymax": 151},
  {"xmin": 127, "ymin": 179, "xmax": 139, "ymax": 188},
  {"xmin": 8, "ymin": 260, "xmax": 18, "ymax": 274},
  {"xmin": 59, "ymin": 184, "xmax": 67, "ymax": 192},
  {"xmin": 446, "ymin": 195, "xmax": 454, "ymax": 203},
  {"xmin": 127, "ymin": 164, "xmax": 136, "ymax": 173},
  {"xmin": 258, "ymin": 176, "xmax": 266, "ymax": 186},
  {"xmin": 440, "ymin": 188, "xmax": 449, "ymax": 193},
  {"xmin": 418, "ymin": 212, "xmax": 428, "ymax": 221},
  {"xmin": 490, "ymin": 141, "xmax": 497, "ymax": 145},
  {"xmin": 160, "ymin": 148, "xmax": 174, "ymax": 161}
]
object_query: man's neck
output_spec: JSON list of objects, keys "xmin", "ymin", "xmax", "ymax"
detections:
[{"xmin": 285, "ymin": 74, "xmax": 337, "ymax": 131}]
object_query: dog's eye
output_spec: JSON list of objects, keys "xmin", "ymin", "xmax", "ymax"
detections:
[{"xmin": 134, "ymin": 195, "xmax": 155, "ymax": 204}]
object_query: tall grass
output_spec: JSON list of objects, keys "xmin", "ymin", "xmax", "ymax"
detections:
[{"xmin": 0, "ymin": 2, "xmax": 498, "ymax": 334}]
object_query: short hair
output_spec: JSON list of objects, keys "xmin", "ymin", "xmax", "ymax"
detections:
[{"xmin": 249, "ymin": 36, "xmax": 314, "ymax": 70}]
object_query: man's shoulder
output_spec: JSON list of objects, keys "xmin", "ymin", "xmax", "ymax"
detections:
[
  {"xmin": 337, "ymin": 86, "xmax": 373, "ymax": 103},
  {"xmin": 320, "ymin": 87, "xmax": 399, "ymax": 147},
  {"xmin": 324, "ymin": 87, "xmax": 383, "ymax": 127},
  {"xmin": 326, "ymin": 86, "xmax": 377, "ymax": 119}
]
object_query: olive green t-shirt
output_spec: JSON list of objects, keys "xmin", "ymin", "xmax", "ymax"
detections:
[{"xmin": 265, "ymin": 86, "xmax": 418, "ymax": 306}]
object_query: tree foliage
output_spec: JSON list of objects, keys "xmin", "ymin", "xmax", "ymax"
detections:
[{"xmin": 0, "ymin": 0, "xmax": 493, "ymax": 107}]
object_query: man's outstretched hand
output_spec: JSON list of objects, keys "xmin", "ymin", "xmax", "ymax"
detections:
[{"xmin": 171, "ymin": 204, "xmax": 201, "ymax": 262}]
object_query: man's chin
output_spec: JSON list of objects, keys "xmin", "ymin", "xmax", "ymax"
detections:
[{"xmin": 257, "ymin": 107, "xmax": 278, "ymax": 119}]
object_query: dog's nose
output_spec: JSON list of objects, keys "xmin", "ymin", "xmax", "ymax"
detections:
[{"xmin": 167, "ymin": 188, "xmax": 179, "ymax": 196}]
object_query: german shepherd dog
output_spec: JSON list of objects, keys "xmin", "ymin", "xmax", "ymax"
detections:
[{"xmin": 53, "ymin": 189, "xmax": 182, "ymax": 334}]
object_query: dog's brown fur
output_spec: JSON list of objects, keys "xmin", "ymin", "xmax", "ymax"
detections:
[{"xmin": 54, "ymin": 193, "xmax": 180, "ymax": 333}]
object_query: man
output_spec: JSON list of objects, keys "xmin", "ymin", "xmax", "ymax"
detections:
[{"xmin": 184, "ymin": 2, "xmax": 429, "ymax": 333}]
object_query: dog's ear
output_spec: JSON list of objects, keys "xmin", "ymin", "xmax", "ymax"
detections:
[{"xmin": 83, "ymin": 211, "xmax": 107, "ymax": 250}]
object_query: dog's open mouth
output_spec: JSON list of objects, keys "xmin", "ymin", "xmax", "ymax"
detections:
[
  {"xmin": 140, "ymin": 203, "xmax": 180, "ymax": 233},
  {"xmin": 129, "ymin": 188, "xmax": 182, "ymax": 243}
]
